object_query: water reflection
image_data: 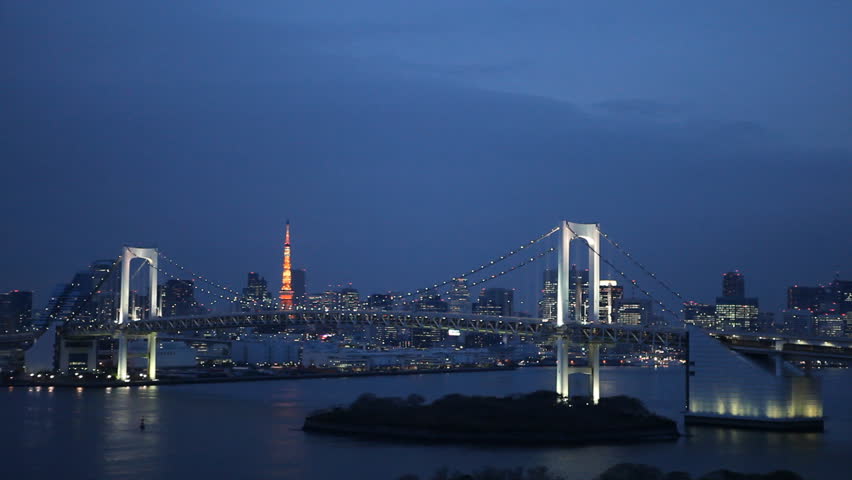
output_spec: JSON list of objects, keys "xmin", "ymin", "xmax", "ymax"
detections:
[{"xmin": 1, "ymin": 368, "xmax": 850, "ymax": 480}]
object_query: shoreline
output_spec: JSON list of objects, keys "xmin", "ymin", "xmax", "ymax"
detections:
[{"xmin": 3, "ymin": 365, "xmax": 517, "ymax": 389}]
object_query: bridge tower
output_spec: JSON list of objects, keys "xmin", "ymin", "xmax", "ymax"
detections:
[
  {"xmin": 556, "ymin": 221, "xmax": 600, "ymax": 325},
  {"xmin": 116, "ymin": 246, "xmax": 160, "ymax": 381},
  {"xmin": 556, "ymin": 221, "xmax": 601, "ymax": 401}
]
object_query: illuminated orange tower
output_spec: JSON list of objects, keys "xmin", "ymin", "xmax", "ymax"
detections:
[{"xmin": 279, "ymin": 220, "xmax": 294, "ymax": 309}]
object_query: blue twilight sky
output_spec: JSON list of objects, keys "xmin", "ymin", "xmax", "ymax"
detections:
[{"xmin": 1, "ymin": 1, "xmax": 850, "ymax": 314}]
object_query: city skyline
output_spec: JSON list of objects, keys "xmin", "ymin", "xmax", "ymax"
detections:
[{"xmin": 2, "ymin": 3, "xmax": 852, "ymax": 315}]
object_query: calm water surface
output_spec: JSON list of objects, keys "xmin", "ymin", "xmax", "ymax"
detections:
[{"xmin": 2, "ymin": 367, "xmax": 849, "ymax": 479}]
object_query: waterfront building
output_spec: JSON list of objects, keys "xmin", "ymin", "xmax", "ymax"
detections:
[
  {"xmin": 447, "ymin": 278, "xmax": 471, "ymax": 313},
  {"xmin": 722, "ymin": 271, "xmax": 745, "ymax": 298},
  {"xmin": 231, "ymin": 334, "xmax": 302, "ymax": 365},
  {"xmin": 279, "ymin": 221, "xmax": 294, "ymax": 309},
  {"xmin": 411, "ymin": 328, "xmax": 443, "ymax": 349},
  {"xmin": 614, "ymin": 298, "xmax": 651, "ymax": 326},
  {"xmin": 684, "ymin": 301, "xmax": 716, "ymax": 330},
  {"xmin": 0, "ymin": 290, "xmax": 32, "ymax": 333}
]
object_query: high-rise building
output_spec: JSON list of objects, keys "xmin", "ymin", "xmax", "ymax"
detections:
[
  {"xmin": 614, "ymin": 298, "xmax": 651, "ymax": 326},
  {"xmin": 599, "ymin": 280, "xmax": 623, "ymax": 324},
  {"xmin": 829, "ymin": 279, "xmax": 852, "ymax": 314},
  {"xmin": 279, "ymin": 221, "xmax": 294, "ymax": 309},
  {"xmin": 0, "ymin": 290, "xmax": 33, "ymax": 333},
  {"xmin": 715, "ymin": 297, "xmax": 759, "ymax": 332},
  {"xmin": 569, "ymin": 266, "xmax": 589, "ymax": 322},
  {"xmin": 447, "ymin": 278, "xmax": 471, "ymax": 313},
  {"xmin": 538, "ymin": 269, "xmax": 558, "ymax": 322},
  {"xmin": 292, "ymin": 269, "xmax": 307, "ymax": 306},
  {"xmin": 684, "ymin": 301, "xmax": 716, "ymax": 330},
  {"xmin": 474, "ymin": 288, "xmax": 513, "ymax": 316},
  {"xmin": 160, "ymin": 279, "xmax": 201, "ymax": 317},
  {"xmin": 787, "ymin": 285, "xmax": 827, "ymax": 313},
  {"xmin": 722, "ymin": 271, "xmax": 745, "ymax": 298},
  {"xmin": 242, "ymin": 272, "xmax": 272, "ymax": 311}
]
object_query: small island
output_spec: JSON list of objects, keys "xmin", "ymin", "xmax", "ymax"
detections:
[{"xmin": 303, "ymin": 391, "xmax": 678, "ymax": 445}]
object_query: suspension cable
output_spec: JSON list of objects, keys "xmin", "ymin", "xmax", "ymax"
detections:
[
  {"xmin": 598, "ymin": 227, "xmax": 686, "ymax": 302},
  {"xmin": 392, "ymin": 226, "xmax": 560, "ymax": 305},
  {"xmin": 563, "ymin": 224, "xmax": 681, "ymax": 322},
  {"xmin": 158, "ymin": 252, "xmax": 276, "ymax": 309},
  {"xmin": 394, "ymin": 246, "xmax": 557, "ymax": 309}
]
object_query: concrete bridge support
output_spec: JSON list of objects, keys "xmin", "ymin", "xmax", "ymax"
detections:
[
  {"xmin": 116, "ymin": 333, "xmax": 128, "ymax": 381},
  {"xmin": 147, "ymin": 333, "xmax": 157, "ymax": 380},
  {"xmin": 58, "ymin": 338, "xmax": 98, "ymax": 372},
  {"xmin": 556, "ymin": 338, "xmax": 602, "ymax": 404}
]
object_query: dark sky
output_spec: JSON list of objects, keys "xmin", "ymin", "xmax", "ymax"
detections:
[{"xmin": 2, "ymin": 1, "xmax": 851, "ymax": 314}]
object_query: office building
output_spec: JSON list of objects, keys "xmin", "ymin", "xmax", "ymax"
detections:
[
  {"xmin": 538, "ymin": 269, "xmax": 558, "ymax": 321},
  {"xmin": 614, "ymin": 298, "xmax": 651, "ymax": 326},
  {"xmin": 474, "ymin": 288, "xmax": 513, "ymax": 316},
  {"xmin": 815, "ymin": 312, "xmax": 846, "ymax": 337},
  {"xmin": 447, "ymin": 278, "xmax": 471, "ymax": 313},
  {"xmin": 242, "ymin": 272, "xmax": 272, "ymax": 310},
  {"xmin": 599, "ymin": 280, "xmax": 623, "ymax": 323},
  {"xmin": 780, "ymin": 309, "xmax": 814, "ymax": 336},
  {"xmin": 340, "ymin": 288, "xmax": 360, "ymax": 311},
  {"xmin": 715, "ymin": 297, "xmax": 759, "ymax": 332},
  {"xmin": 292, "ymin": 269, "xmax": 307, "ymax": 306},
  {"xmin": 684, "ymin": 301, "xmax": 716, "ymax": 330},
  {"xmin": 415, "ymin": 294, "xmax": 448, "ymax": 312},
  {"xmin": 160, "ymin": 279, "xmax": 202, "ymax": 317},
  {"xmin": 787, "ymin": 285, "xmax": 827, "ymax": 313}
]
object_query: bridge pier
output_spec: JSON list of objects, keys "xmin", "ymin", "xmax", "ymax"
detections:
[
  {"xmin": 147, "ymin": 333, "xmax": 157, "ymax": 380},
  {"xmin": 774, "ymin": 340, "xmax": 785, "ymax": 377},
  {"xmin": 116, "ymin": 333, "xmax": 128, "ymax": 381},
  {"xmin": 556, "ymin": 338, "xmax": 602, "ymax": 404},
  {"xmin": 556, "ymin": 339, "xmax": 569, "ymax": 397},
  {"xmin": 589, "ymin": 342, "xmax": 601, "ymax": 404}
]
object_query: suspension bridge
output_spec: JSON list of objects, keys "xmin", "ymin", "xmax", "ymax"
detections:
[{"xmin": 15, "ymin": 220, "xmax": 851, "ymax": 430}]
